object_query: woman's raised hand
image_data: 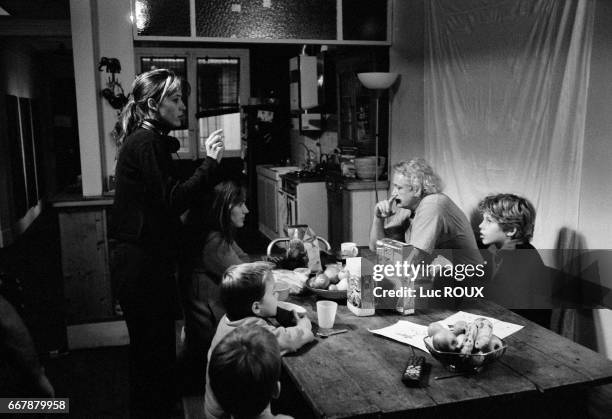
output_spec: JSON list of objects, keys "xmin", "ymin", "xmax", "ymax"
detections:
[{"xmin": 204, "ymin": 128, "xmax": 225, "ymax": 162}]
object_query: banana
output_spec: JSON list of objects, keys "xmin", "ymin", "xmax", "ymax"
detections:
[
  {"xmin": 461, "ymin": 322, "xmax": 479, "ymax": 355},
  {"xmin": 449, "ymin": 320, "xmax": 467, "ymax": 336},
  {"xmin": 474, "ymin": 318, "xmax": 493, "ymax": 350},
  {"xmin": 455, "ymin": 333, "xmax": 466, "ymax": 350}
]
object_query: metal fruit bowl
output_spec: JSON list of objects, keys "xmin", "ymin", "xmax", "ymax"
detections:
[
  {"xmin": 423, "ymin": 336, "xmax": 508, "ymax": 372},
  {"xmin": 304, "ymin": 285, "xmax": 346, "ymax": 300}
]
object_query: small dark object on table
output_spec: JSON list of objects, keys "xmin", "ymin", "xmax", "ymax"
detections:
[{"xmin": 276, "ymin": 306, "xmax": 297, "ymax": 327}]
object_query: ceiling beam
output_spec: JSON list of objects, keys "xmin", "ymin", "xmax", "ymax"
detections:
[{"xmin": 0, "ymin": 18, "xmax": 70, "ymax": 36}]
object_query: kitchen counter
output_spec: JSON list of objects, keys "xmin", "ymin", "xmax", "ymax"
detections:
[
  {"xmin": 51, "ymin": 191, "xmax": 114, "ymax": 208},
  {"xmin": 256, "ymin": 164, "xmax": 300, "ymax": 180},
  {"xmin": 328, "ymin": 176, "xmax": 389, "ymax": 190},
  {"xmin": 280, "ymin": 170, "xmax": 390, "ymax": 188}
]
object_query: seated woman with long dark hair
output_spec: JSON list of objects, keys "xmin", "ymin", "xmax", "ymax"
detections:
[
  {"xmin": 200, "ymin": 180, "xmax": 251, "ymax": 278},
  {"xmin": 178, "ymin": 180, "xmax": 250, "ymax": 418}
]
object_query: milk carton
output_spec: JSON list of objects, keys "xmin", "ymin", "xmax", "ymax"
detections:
[
  {"xmin": 375, "ymin": 238, "xmax": 416, "ymax": 314},
  {"xmin": 346, "ymin": 257, "xmax": 375, "ymax": 316}
]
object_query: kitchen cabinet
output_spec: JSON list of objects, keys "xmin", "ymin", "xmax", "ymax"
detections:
[
  {"xmin": 256, "ymin": 165, "xmax": 298, "ymax": 240},
  {"xmin": 54, "ymin": 200, "xmax": 115, "ymax": 324},
  {"xmin": 290, "ymin": 55, "xmax": 320, "ymax": 111},
  {"xmin": 327, "ymin": 179, "xmax": 388, "ymax": 248},
  {"xmin": 281, "ymin": 178, "xmax": 329, "ymax": 241},
  {"xmin": 53, "ymin": 195, "xmax": 128, "ymax": 349},
  {"xmin": 257, "ymin": 173, "xmax": 278, "ymax": 239}
]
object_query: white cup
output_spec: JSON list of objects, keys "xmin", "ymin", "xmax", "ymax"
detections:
[
  {"xmin": 341, "ymin": 242, "xmax": 358, "ymax": 258},
  {"xmin": 316, "ymin": 300, "xmax": 338, "ymax": 329}
]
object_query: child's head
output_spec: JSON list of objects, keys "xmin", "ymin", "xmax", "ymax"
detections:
[
  {"xmin": 478, "ymin": 194, "xmax": 536, "ymax": 248},
  {"xmin": 221, "ymin": 262, "xmax": 278, "ymax": 321},
  {"xmin": 209, "ymin": 326, "xmax": 281, "ymax": 419}
]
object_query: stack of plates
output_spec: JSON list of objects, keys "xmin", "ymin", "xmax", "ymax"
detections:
[
  {"xmin": 354, "ymin": 156, "xmax": 384, "ymax": 180},
  {"xmin": 357, "ymin": 134, "xmax": 376, "ymax": 155}
]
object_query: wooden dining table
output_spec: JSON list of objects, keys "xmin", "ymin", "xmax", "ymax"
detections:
[{"xmin": 280, "ymin": 251, "xmax": 612, "ymax": 418}]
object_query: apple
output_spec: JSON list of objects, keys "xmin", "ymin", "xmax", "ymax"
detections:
[
  {"xmin": 324, "ymin": 264, "xmax": 341, "ymax": 284},
  {"xmin": 312, "ymin": 273, "xmax": 330, "ymax": 289},
  {"xmin": 427, "ymin": 322, "xmax": 445, "ymax": 337},
  {"xmin": 336, "ymin": 277, "xmax": 348, "ymax": 291},
  {"xmin": 432, "ymin": 330, "xmax": 458, "ymax": 352}
]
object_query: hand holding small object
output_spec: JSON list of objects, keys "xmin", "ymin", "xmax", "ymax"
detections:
[
  {"xmin": 266, "ymin": 255, "xmax": 284, "ymax": 266},
  {"xmin": 204, "ymin": 128, "xmax": 225, "ymax": 162},
  {"xmin": 297, "ymin": 313, "xmax": 312, "ymax": 330}
]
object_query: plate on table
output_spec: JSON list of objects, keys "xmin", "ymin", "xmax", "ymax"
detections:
[
  {"xmin": 305, "ymin": 285, "xmax": 347, "ymax": 300},
  {"xmin": 271, "ymin": 269, "xmax": 309, "ymax": 294},
  {"xmin": 277, "ymin": 301, "xmax": 307, "ymax": 314}
]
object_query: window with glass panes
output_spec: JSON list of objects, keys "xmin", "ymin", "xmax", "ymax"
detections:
[
  {"xmin": 196, "ymin": 58, "xmax": 241, "ymax": 157},
  {"xmin": 134, "ymin": 48, "xmax": 249, "ymax": 159}
]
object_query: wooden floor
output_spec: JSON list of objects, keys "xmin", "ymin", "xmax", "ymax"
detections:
[
  {"xmin": 41, "ymin": 336, "xmax": 315, "ymax": 419},
  {"xmin": 43, "ymin": 346, "xmax": 134, "ymax": 419}
]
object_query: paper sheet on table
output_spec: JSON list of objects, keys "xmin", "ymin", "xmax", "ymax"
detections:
[
  {"xmin": 440, "ymin": 311, "xmax": 523, "ymax": 339},
  {"xmin": 369, "ymin": 312, "xmax": 524, "ymax": 353},
  {"xmin": 369, "ymin": 321, "xmax": 430, "ymax": 353}
]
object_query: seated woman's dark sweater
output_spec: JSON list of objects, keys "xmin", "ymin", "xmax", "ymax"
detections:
[{"xmin": 178, "ymin": 180, "xmax": 250, "ymax": 399}]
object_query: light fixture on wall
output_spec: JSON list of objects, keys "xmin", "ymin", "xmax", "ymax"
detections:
[{"xmin": 357, "ymin": 72, "xmax": 398, "ymax": 199}]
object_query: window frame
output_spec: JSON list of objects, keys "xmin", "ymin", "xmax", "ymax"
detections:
[
  {"xmin": 134, "ymin": 47, "xmax": 250, "ymax": 159},
  {"xmin": 131, "ymin": 0, "xmax": 392, "ymax": 45}
]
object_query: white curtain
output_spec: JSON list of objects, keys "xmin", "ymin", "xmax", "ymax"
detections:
[{"xmin": 424, "ymin": 0, "xmax": 595, "ymax": 249}]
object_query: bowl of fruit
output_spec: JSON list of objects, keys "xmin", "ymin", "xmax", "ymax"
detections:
[
  {"xmin": 305, "ymin": 263, "xmax": 349, "ymax": 300},
  {"xmin": 423, "ymin": 318, "xmax": 507, "ymax": 372}
]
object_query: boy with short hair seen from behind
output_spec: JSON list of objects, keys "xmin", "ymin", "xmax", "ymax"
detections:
[
  {"xmin": 209, "ymin": 326, "xmax": 292, "ymax": 419},
  {"xmin": 204, "ymin": 262, "xmax": 314, "ymax": 419}
]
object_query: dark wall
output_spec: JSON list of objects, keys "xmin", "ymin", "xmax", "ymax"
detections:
[{"xmin": 0, "ymin": 210, "xmax": 67, "ymax": 354}]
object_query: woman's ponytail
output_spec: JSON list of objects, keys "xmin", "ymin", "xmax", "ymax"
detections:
[{"xmin": 116, "ymin": 98, "xmax": 146, "ymax": 147}]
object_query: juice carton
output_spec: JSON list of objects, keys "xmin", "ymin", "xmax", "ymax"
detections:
[{"xmin": 346, "ymin": 257, "xmax": 375, "ymax": 316}]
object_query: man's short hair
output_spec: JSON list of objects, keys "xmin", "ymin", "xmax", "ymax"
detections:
[
  {"xmin": 393, "ymin": 158, "xmax": 443, "ymax": 195},
  {"xmin": 221, "ymin": 262, "xmax": 272, "ymax": 321},
  {"xmin": 209, "ymin": 326, "xmax": 281, "ymax": 419},
  {"xmin": 478, "ymin": 194, "xmax": 536, "ymax": 242}
]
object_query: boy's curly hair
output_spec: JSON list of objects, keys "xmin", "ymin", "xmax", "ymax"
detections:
[{"xmin": 478, "ymin": 194, "xmax": 536, "ymax": 242}]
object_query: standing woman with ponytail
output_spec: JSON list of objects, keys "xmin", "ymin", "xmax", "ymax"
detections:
[{"xmin": 109, "ymin": 68, "xmax": 224, "ymax": 419}]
